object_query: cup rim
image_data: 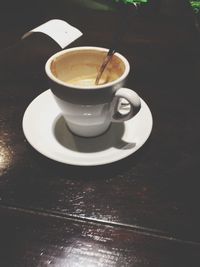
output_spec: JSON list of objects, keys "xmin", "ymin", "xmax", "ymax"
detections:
[{"xmin": 45, "ymin": 46, "xmax": 130, "ymax": 90}]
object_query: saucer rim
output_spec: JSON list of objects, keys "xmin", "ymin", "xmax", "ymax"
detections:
[{"xmin": 22, "ymin": 89, "xmax": 153, "ymax": 166}]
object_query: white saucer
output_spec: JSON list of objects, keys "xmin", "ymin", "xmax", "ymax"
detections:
[{"xmin": 22, "ymin": 90, "xmax": 153, "ymax": 166}]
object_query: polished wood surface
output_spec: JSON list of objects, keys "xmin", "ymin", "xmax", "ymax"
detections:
[
  {"xmin": 0, "ymin": 1, "xmax": 200, "ymax": 266},
  {"xmin": 1, "ymin": 206, "xmax": 200, "ymax": 267}
]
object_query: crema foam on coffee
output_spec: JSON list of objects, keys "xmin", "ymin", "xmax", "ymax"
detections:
[
  {"xmin": 51, "ymin": 50, "xmax": 125, "ymax": 87},
  {"xmin": 66, "ymin": 71, "xmax": 120, "ymax": 86}
]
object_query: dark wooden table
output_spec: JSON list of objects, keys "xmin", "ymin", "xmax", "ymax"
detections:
[{"xmin": 0, "ymin": 2, "xmax": 200, "ymax": 266}]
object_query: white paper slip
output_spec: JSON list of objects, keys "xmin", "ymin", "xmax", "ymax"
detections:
[{"xmin": 22, "ymin": 19, "xmax": 83, "ymax": 48}]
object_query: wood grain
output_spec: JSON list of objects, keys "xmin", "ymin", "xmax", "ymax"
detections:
[{"xmin": 0, "ymin": 206, "xmax": 199, "ymax": 267}]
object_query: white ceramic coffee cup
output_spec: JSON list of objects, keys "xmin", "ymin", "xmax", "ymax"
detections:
[{"xmin": 45, "ymin": 46, "xmax": 141, "ymax": 137}]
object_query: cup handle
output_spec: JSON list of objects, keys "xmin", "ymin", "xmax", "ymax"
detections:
[{"xmin": 112, "ymin": 88, "xmax": 141, "ymax": 122}]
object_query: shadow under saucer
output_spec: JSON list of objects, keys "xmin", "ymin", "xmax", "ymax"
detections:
[{"xmin": 53, "ymin": 116, "xmax": 136, "ymax": 153}]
